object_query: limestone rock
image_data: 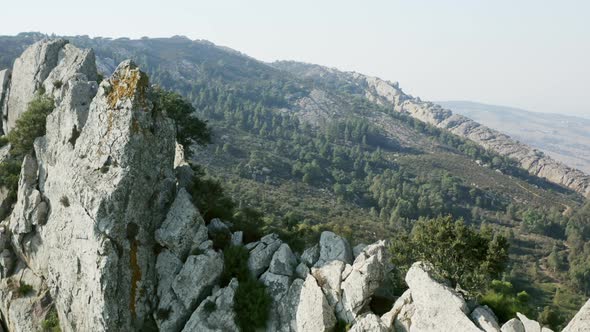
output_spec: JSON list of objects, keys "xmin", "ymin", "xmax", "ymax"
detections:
[
  {"xmin": 248, "ymin": 233, "xmax": 282, "ymax": 277},
  {"xmin": 295, "ymin": 262, "xmax": 310, "ymax": 279},
  {"xmin": 260, "ymin": 271, "xmax": 291, "ymax": 302},
  {"xmin": 403, "ymin": 262, "xmax": 481, "ymax": 332},
  {"xmin": 349, "ymin": 313, "xmax": 388, "ymax": 332},
  {"xmin": 172, "ymin": 251, "xmax": 223, "ymax": 310},
  {"xmin": 311, "ymin": 260, "xmax": 345, "ymax": 306},
  {"xmin": 338, "ymin": 240, "xmax": 387, "ymax": 323},
  {"xmin": 381, "ymin": 289, "xmax": 412, "ymax": 329},
  {"xmin": 276, "ymin": 278, "xmax": 304, "ymax": 332},
  {"xmin": 563, "ymin": 298, "xmax": 590, "ymax": 332},
  {"xmin": 352, "ymin": 243, "xmax": 367, "ymax": 258},
  {"xmin": 471, "ymin": 305, "xmax": 501, "ymax": 332},
  {"xmin": 295, "ymin": 274, "xmax": 337, "ymax": 332},
  {"xmin": 501, "ymin": 318, "xmax": 525, "ymax": 332},
  {"xmin": 155, "ymin": 188, "xmax": 203, "ymax": 260},
  {"xmin": 0, "ymin": 69, "xmax": 10, "ymax": 134},
  {"xmin": 315, "ymin": 231, "xmax": 352, "ymax": 267},
  {"xmin": 269, "ymin": 243, "xmax": 297, "ymax": 277},
  {"xmin": 301, "ymin": 243, "xmax": 320, "ymax": 267},
  {"xmin": 231, "ymin": 231, "xmax": 243, "ymax": 246},
  {"xmin": 4, "ymin": 43, "xmax": 176, "ymax": 331},
  {"xmin": 516, "ymin": 313, "xmax": 541, "ymax": 332},
  {"xmin": 155, "ymin": 249, "xmax": 183, "ymax": 298},
  {"xmin": 181, "ymin": 279, "xmax": 240, "ymax": 332}
]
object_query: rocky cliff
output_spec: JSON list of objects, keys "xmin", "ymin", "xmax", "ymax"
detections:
[
  {"xmin": 0, "ymin": 40, "xmax": 588, "ymax": 332},
  {"xmin": 274, "ymin": 62, "xmax": 590, "ymax": 199}
]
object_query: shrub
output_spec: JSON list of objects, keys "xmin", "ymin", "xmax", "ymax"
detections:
[
  {"xmin": 52, "ymin": 80, "xmax": 63, "ymax": 89},
  {"xmin": 234, "ymin": 277, "xmax": 271, "ymax": 332},
  {"xmin": 41, "ymin": 307, "xmax": 61, "ymax": 332},
  {"xmin": 7, "ymin": 94, "xmax": 54, "ymax": 157},
  {"xmin": 203, "ymin": 300, "xmax": 216, "ymax": 313},
  {"xmin": 17, "ymin": 283, "xmax": 34, "ymax": 297},
  {"xmin": 390, "ymin": 216, "xmax": 509, "ymax": 296},
  {"xmin": 221, "ymin": 245, "xmax": 250, "ymax": 285},
  {"xmin": 480, "ymin": 280, "xmax": 531, "ymax": 323}
]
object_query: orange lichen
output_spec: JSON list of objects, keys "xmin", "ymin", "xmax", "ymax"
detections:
[{"xmin": 106, "ymin": 67, "xmax": 149, "ymax": 110}]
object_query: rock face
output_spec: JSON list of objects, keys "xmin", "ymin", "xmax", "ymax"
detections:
[
  {"xmin": 0, "ymin": 69, "xmax": 10, "ymax": 135},
  {"xmin": 363, "ymin": 76, "xmax": 590, "ymax": 198},
  {"xmin": 563, "ymin": 298, "xmax": 590, "ymax": 332},
  {"xmin": 1, "ymin": 39, "xmax": 97, "ymax": 133},
  {"xmin": 296, "ymin": 275, "xmax": 337, "ymax": 332}
]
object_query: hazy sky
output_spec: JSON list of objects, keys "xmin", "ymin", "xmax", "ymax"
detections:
[{"xmin": 2, "ymin": 0, "xmax": 589, "ymax": 117}]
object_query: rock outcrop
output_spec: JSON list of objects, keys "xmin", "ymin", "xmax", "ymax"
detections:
[{"xmin": 563, "ymin": 299, "xmax": 590, "ymax": 332}]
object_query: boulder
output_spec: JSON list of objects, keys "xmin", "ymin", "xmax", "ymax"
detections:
[
  {"xmin": 269, "ymin": 243, "xmax": 297, "ymax": 277},
  {"xmin": 501, "ymin": 318, "xmax": 525, "ymax": 332},
  {"xmin": 248, "ymin": 234, "xmax": 282, "ymax": 277},
  {"xmin": 563, "ymin": 298, "xmax": 590, "ymax": 332},
  {"xmin": 403, "ymin": 262, "xmax": 481, "ymax": 332},
  {"xmin": 516, "ymin": 313, "xmax": 541, "ymax": 332},
  {"xmin": 276, "ymin": 279, "xmax": 304, "ymax": 332},
  {"xmin": 381, "ymin": 289, "xmax": 412, "ymax": 329},
  {"xmin": 172, "ymin": 251, "xmax": 223, "ymax": 310},
  {"xmin": 231, "ymin": 231, "xmax": 243, "ymax": 246},
  {"xmin": 311, "ymin": 260, "xmax": 345, "ymax": 306},
  {"xmin": 295, "ymin": 262, "xmax": 310, "ymax": 279},
  {"xmin": 301, "ymin": 244, "xmax": 320, "ymax": 267},
  {"xmin": 155, "ymin": 249, "xmax": 183, "ymax": 297},
  {"xmin": 295, "ymin": 274, "xmax": 337, "ymax": 332},
  {"xmin": 352, "ymin": 243, "xmax": 367, "ymax": 258},
  {"xmin": 260, "ymin": 271, "xmax": 291, "ymax": 302},
  {"xmin": 349, "ymin": 313, "xmax": 388, "ymax": 332},
  {"xmin": 471, "ymin": 305, "xmax": 501, "ymax": 332},
  {"xmin": 181, "ymin": 279, "xmax": 240, "ymax": 332},
  {"xmin": 338, "ymin": 240, "xmax": 387, "ymax": 323},
  {"xmin": 155, "ymin": 188, "xmax": 203, "ymax": 260},
  {"xmin": 315, "ymin": 231, "xmax": 352, "ymax": 267}
]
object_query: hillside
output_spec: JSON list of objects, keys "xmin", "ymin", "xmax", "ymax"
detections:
[
  {"xmin": 1, "ymin": 33, "xmax": 589, "ymax": 328},
  {"xmin": 438, "ymin": 101, "xmax": 590, "ymax": 174}
]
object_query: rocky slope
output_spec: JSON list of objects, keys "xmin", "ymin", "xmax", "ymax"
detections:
[
  {"xmin": 0, "ymin": 39, "xmax": 589, "ymax": 332},
  {"xmin": 274, "ymin": 62, "xmax": 590, "ymax": 199}
]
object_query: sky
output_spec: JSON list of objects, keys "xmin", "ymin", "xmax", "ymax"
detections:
[{"xmin": 2, "ymin": 0, "xmax": 589, "ymax": 118}]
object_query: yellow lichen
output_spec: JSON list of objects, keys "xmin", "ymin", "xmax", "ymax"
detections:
[{"xmin": 106, "ymin": 67, "xmax": 149, "ymax": 110}]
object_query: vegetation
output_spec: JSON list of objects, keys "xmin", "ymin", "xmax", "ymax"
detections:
[
  {"xmin": 234, "ymin": 277, "xmax": 271, "ymax": 332},
  {"xmin": 480, "ymin": 280, "xmax": 531, "ymax": 323},
  {"xmin": 41, "ymin": 307, "xmax": 61, "ymax": 332},
  {"xmin": 390, "ymin": 216, "xmax": 509, "ymax": 296},
  {"xmin": 17, "ymin": 283, "xmax": 34, "ymax": 297}
]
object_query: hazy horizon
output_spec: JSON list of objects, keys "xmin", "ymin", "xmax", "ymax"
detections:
[{"xmin": 2, "ymin": 0, "xmax": 588, "ymax": 118}]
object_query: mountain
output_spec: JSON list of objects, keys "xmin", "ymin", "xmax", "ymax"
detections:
[
  {"xmin": 438, "ymin": 101, "xmax": 590, "ymax": 174},
  {"xmin": 0, "ymin": 34, "xmax": 589, "ymax": 330}
]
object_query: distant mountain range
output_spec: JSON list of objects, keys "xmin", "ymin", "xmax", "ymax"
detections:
[{"xmin": 439, "ymin": 101, "xmax": 590, "ymax": 174}]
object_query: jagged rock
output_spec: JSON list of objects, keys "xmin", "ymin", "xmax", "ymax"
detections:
[
  {"xmin": 207, "ymin": 218, "xmax": 231, "ymax": 237},
  {"xmin": 311, "ymin": 260, "xmax": 345, "ymax": 306},
  {"xmin": 338, "ymin": 241, "xmax": 387, "ymax": 323},
  {"xmin": 231, "ymin": 231, "xmax": 243, "ymax": 246},
  {"xmin": 181, "ymin": 279, "xmax": 240, "ymax": 332},
  {"xmin": 342, "ymin": 263, "xmax": 353, "ymax": 280},
  {"xmin": 269, "ymin": 243, "xmax": 297, "ymax": 277},
  {"xmin": 0, "ymin": 69, "xmax": 10, "ymax": 134},
  {"xmin": 4, "ymin": 39, "xmax": 97, "ymax": 133},
  {"xmin": 245, "ymin": 241, "xmax": 259, "ymax": 250},
  {"xmin": 155, "ymin": 188, "xmax": 203, "ymax": 260},
  {"xmin": 295, "ymin": 262, "xmax": 310, "ymax": 279},
  {"xmin": 0, "ymin": 249, "xmax": 14, "ymax": 278},
  {"xmin": 276, "ymin": 278, "xmax": 304, "ymax": 332},
  {"xmin": 260, "ymin": 271, "xmax": 292, "ymax": 304},
  {"xmin": 471, "ymin": 305, "xmax": 501, "ymax": 332},
  {"xmin": 352, "ymin": 243, "xmax": 367, "ymax": 258},
  {"xmin": 172, "ymin": 250, "xmax": 223, "ymax": 310},
  {"xmin": 2, "ymin": 41, "xmax": 177, "ymax": 331},
  {"xmin": 155, "ymin": 249, "xmax": 183, "ymax": 298},
  {"xmin": 394, "ymin": 301, "xmax": 415, "ymax": 332},
  {"xmin": 301, "ymin": 243, "xmax": 320, "ymax": 267},
  {"xmin": 315, "ymin": 231, "xmax": 352, "ymax": 267},
  {"xmin": 403, "ymin": 262, "xmax": 481, "ymax": 332},
  {"xmin": 381, "ymin": 289, "xmax": 412, "ymax": 329},
  {"xmin": 501, "ymin": 318, "xmax": 525, "ymax": 332},
  {"xmin": 349, "ymin": 313, "xmax": 388, "ymax": 332},
  {"xmin": 248, "ymin": 233, "xmax": 282, "ymax": 277},
  {"xmin": 563, "ymin": 298, "xmax": 590, "ymax": 331},
  {"xmin": 517, "ymin": 313, "xmax": 541, "ymax": 332},
  {"xmin": 296, "ymin": 274, "xmax": 337, "ymax": 332}
]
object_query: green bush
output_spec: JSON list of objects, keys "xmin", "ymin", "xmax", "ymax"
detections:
[
  {"xmin": 234, "ymin": 277, "xmax": 271, "ymax": 332},
  {"xmin": 41, "ymin": 307, "xmax": 61, "ymax": 332},
  {"xmin": 7, "ymin": 94, "xmax": 54, "ymax": 157},
  {"xmin": 390, "ymin": 216, "xmax": 509, "ymax": 296},
  {"xmin": 480, "ymin": 280, "xmax": 531, "ymax": 323},
  {"xmin": 17, "ymin": 283, "xmax": 34, "ymax": 297},
  {"xmin": 221, "ymin": 245, "xmax": 250, "ymax": 285}
]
